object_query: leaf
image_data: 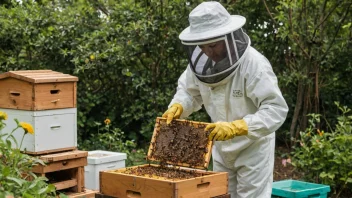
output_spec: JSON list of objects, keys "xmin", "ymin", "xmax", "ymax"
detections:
[
  {"xmin": 38, "ymin": 186, "xmax": 49, "ymax": 194},
  {"xmin": 328, "ymin": 173, "xmax": 335, "ymax": 180},
  {"xmin": 47, "ymin": 26, "xmax": 55, "ymax": 32},
  {"xmin": 34, "ymin": 176, "xmax": 48, "ymax": 182},
  {"xmin": 47, "ymin": 184, "xmax": 56, "ymax": 193},
  {"xmin": 6, "ymin": 139, "xmax": 12, "ymax": 148},
  {"xmin": 23, "ymin": 192, "xmax": 34, "ymax": 198},
  {"xmin": 6, "ymin": 176, "xmax": 25, "ymax": 186},
  {"xmin": 28, "ymin": 176, "xmax": 47, "ymax": 190},
  {"xmin": 8, "ymin": 135, "xmax": 18, "ymax": 148},
  {"xmin": 319, "ymin": 172, "xmax": 327, "ymax": 178},
  {"xmin": 59, "ymin": 193, "xmax": 69, "ymax": 198},
  {"xmin": 0, "ymin": 133, "xmax": 8, "ymax": 138},
  {"xmin": 2, "ymin": 166, "xmax": 10, "ymax": 177}
]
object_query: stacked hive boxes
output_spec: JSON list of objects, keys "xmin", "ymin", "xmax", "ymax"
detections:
[{"xmin": 0, "ymin": 70, "xmax": 90, "ymax": 195}]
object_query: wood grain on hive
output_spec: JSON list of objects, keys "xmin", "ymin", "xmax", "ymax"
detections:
[
  {"xmin": 100, "ymin": 164, "xmax": 228, "ymax": 198},
  {"xmin": 31, "ymin": 150, "xmax": 88, "ymax": 193},
  {"xmin": 0, "ymin": 70, "xmax": 78, "ymax": 110}
]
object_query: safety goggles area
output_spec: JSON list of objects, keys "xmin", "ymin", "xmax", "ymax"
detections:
[{"xmin": 181, "ymin": 28, "xmax": 249, "ymax": 84}]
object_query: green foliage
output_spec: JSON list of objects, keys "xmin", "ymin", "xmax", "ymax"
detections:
[
  {"xmin": 270, "ymin": 0, "xmax": 352, "ymax": 141},
  {"xmin": 0, "ymin": 0, "xmax": 210, "ymax": 149},
  {"xmin": 0, "ymin": 112, "xmax": 57, "ymax": 197},
  {"xmin": 0, "ymin": 0, "xmax": 351, "ymax": 171},
  {"xmin": 78, "ymin": 119, "xmax": 147, "ymax": 166},
  {"xmin": 292, "ymin": 103, "xmax": 352, "ymax": 196}
]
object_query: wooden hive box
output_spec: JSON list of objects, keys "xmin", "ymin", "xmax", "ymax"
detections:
[
  {"xmin": 31, "ymin": 150, "xmax": 88, "ymax": 193},
  {"xmin": 99, "ymin": 117, "xmax": 229, "ymax": 198},
  {"xmin": 0, "ymin": 70, "xmax": 78, "ymax": 110}
]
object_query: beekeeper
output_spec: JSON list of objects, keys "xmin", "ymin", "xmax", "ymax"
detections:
[{"xmin": 162, "ymin": 1, "xmax": 288, "ymax": 198}]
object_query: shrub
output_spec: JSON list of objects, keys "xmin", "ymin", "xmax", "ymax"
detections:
[
  {"xmin": 78, "ymin": 118, "xmax": 147, "ymax": 167},
  {"xmin": 0, "ymin": 111, "xmax": 57, "ymax": 197},
  {"xmin": 292, "ymin": 102, "xmax": 352, "ymax": 197}
]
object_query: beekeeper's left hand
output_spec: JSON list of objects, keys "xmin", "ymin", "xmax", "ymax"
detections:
[{"xmin": 205, "ymin": 119, "xmax": 248, "ymax": 141}]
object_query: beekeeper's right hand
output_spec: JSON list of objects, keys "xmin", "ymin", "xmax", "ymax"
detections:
[{"xmin": 162, "ymin": 103, "xmax": 183, "ymax": 125}]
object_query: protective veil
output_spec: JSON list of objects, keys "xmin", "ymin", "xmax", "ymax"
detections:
[
  {"xmin": 170, "ymin": 2, "xmax": 289, "ymax": 198},
  {"xmin": 183, "ymin": 28, "xmax": 249, "ymax": 84}
]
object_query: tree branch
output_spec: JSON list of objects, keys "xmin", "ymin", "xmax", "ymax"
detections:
[
  {"xmin": 311, "ymin": 1, "xmax": 341, "ymax": 41},
  {"xmin": 262, "ymin": 0, "xmax": 276, "ymax": 24},
  {"xmin": 320, "ymin": 2, "xmax": 351, "ymax": 62},
  {"xmin": 288, "ymin": 5, "xmax": 310, "ymax": 59}
]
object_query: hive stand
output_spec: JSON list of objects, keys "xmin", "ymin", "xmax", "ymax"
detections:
[{"xmin": 31, "ymin": 150, "xmax": 88, "ymax": 193}]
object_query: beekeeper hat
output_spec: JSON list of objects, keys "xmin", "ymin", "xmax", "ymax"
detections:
[{"xmin": 179, "ymin": 1, "xmax": 246, "ymax": 42}]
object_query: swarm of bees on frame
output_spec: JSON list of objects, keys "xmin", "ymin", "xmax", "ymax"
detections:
[
  {"xmin": 120, "ymin": 119, "xmax": 212, "ymax": 180},
  {"xmin": 121, "ymin": 165, "xmax": 204, "ymax": 180},
  {"xmin": 150, "ymin": 120, "xmax": 210, "ymax": 167}
]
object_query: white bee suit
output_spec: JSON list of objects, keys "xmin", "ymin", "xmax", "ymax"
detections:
[
  {"xmin": 169, "ymin": 1, "xmax": 289, "ymax": 197},
  {"xmin": 169, "ymin": 44, "xmax": 288, "ymax": 197}
]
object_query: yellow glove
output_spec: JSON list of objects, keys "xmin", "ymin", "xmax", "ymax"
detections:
[
  {"xmin": 205, "ymin": 119, "xmax": 248, "ymax": 141},
  {"xmin": 162, "ymin": 103, "xmax": 183, "ymax": 124}
]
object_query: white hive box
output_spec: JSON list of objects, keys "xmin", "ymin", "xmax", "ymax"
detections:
[
  {"xmin": 85, "ymin": 150, "xmax": 127, "ymax": 191},
  {"xmin": 0, "ymin": 108, "xmax": 77, "ymax": 154}
]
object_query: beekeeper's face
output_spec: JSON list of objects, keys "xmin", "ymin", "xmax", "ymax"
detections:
[{"xmin": 199, "ymin": 40, "xmax": 227, "ymax": 63}]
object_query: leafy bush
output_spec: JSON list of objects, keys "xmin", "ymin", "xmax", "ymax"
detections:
[
  {"xmin": 0, "ymin": 0, "xmax": 209, "ymax": 149},
  {"xmin": 292, "ymin": 102, "xmax": 352, "ymax": 197},
  {"xmin": 1, "ymin": 0, "xmax": 351, "ymax": 160},
  {"xmin": 78, "ymin": 118, "xmax": 147, "ymax": 167},
  {"xmin": 0, "ymin": 111, "xmax": 57, "ymax": 197}
]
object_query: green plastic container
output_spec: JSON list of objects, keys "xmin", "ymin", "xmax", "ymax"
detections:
[{"xmin": 272, "ymin": 180, "xmax": 330, "ymax": 198}]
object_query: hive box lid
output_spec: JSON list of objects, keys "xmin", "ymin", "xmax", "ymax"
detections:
[
  {"xmin": 0, "ymin": 70, "xmax": 78, "ymax": 83},
  {"xmin": 88, "ymin": 150, "xmax": 127, "ymax": 165},
  {"xmin": 147, "ymin": 117, "xmax": 213, "ymax": 170}
]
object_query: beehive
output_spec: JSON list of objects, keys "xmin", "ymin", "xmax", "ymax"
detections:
[
  {"xmin": 0, "ymin": 70, "xmax": 78, "ymax": 110},
  {"xmin": 99, "ymin": 117, "xmax": 229, "ymax": 198},
  {"xmin": 100, "ymin": 164, "xmax": 228, "ymax": 198}
]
